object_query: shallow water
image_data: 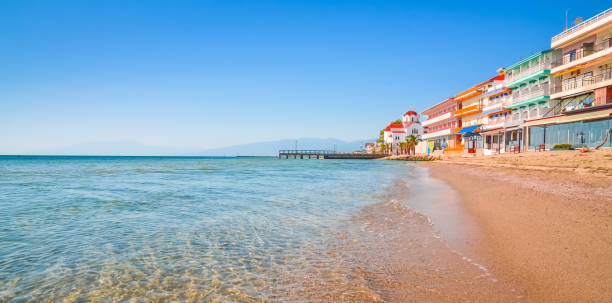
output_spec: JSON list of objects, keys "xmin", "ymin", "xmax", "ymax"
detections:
[{"xmin": 0, "ymin": 156, "xmax": 513, "ymax": 302}]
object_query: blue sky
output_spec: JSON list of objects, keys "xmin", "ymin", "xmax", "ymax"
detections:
[{"xmin": 1, "ymin": 0, "xmax": 609, "ymax": 154}]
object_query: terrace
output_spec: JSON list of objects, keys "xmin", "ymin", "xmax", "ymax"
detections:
[
  {"xmin": 422, "ymin": 112, "xmax": 452, "ymax": 127},
  {"xmin": 551, "ymin": 38, "xmax": 612, "ymax": 72},
  {"xmin": 483, "ymin": 93, "xmax": 512, "ymax": 113},
  {"xmin": 551, "ymin": 8, "xmax": 612, "ymax": 48},
  {"xmin": 454, "ymin": 104, "xmax": 482, "ymax": 118},
  {"xmin": 505, "ymin": 62, "xmax": 552, "ymax": 87},
  {"xmin": 551, "ymin": 68, "xmax": 612, "ymax": 99},
  {"xmin": 507, "ymin": 84, "xmax": 550, "ymax": 109}
]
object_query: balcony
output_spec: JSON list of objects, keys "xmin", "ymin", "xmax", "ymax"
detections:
[
  {"xmin": 551, "ymin": 8, "xmax": 612, "ymax": 48},
  {"xmin": 422, "ymin": 127, "xmax": 453, "ymax": 140},
  {"xmin": 507, "ymin": 85, "xmax": 550, "ymax": 109},
  {"xmin": 454, "ymin": 104, "xmax": 482, "ymax": 117},
  {"xmin": 505, "ymin": 62, "xmax": 552, "ymax": 87},
  {"xmin": 551, "ymin": 39, "xmax": 612, "ymax": 73},
  {"xmin": 504, "ymin": 114, "xmax": 522, "ymax": 128},
  {"xmin": 482, "ymin": 102, "xmax": 502, "ymax": 113},
  {"xmin": 422, "ymin": 112, "xmax": 452, "ymax": 127},
  {"xmin": 551, "ymin": 69, "xmax": 612, "ymax": 99}
]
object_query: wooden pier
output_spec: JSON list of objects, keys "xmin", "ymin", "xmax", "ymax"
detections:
[{"xmin": 278, "ymin": 150, "xmax": 384, "ymax": 159}]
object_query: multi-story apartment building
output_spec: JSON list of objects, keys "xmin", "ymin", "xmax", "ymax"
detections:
[
  {"xmin": 480, "ymin": 81, "xmax": 512, "ymax": 155},
  {"xmin": 454, "ymin": 73, "xmax": 505, "ymax": 154},
  {"xmin": 421, "ymin": 98, "xmax": 461, "ymax": 153},
  {"xmin": 524, "ymin": 8, "xmax": 612, "ymax": 149},
  {"xmin": 503, "ymin": 49, "xmax": 558, "ymax": 151}
]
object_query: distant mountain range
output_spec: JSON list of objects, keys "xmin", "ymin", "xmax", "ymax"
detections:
[{"xmin": 39, "ymin": 138, "xmax": 375, "ymax": 156}]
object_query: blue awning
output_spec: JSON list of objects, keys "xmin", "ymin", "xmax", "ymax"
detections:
[
  {"xmin": 482, "ymin": 107, "xmax": 502, "ymax": 115},
  {"xmin": 456, "ymin": 124, "xmax": 481, "ymax": 135},
  {"xmin": 482, "ymin": 88, "xmax": 503, "ymax": 97}
]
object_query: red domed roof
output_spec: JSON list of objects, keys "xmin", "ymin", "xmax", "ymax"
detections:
[{"xmin": 404, "ymin": 110, "xmax": 417, "ymax": 116}]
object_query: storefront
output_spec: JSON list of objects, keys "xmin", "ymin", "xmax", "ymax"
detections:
[
  {"xmin": 456, "ymin": 125, "xmax": 482, "ymax": 154},
  {"xmin": 504, "ymin": 126, "xmax": 523, "ymax": 152},
  {"xmin": 481, "ymin": 129, "xmax": 504, "ymax": 155},
  {"xmin": 463, "ymin": 133, "xmax": 482, "ymax": 154},
  {"xmin": 524, "ymin": 105, "xmax": 612, "ymax": 149},
  {"xmin": 528, "ymin": 118, "xmax": 612, "ymax": 149}
]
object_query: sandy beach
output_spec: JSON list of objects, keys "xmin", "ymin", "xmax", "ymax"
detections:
[{"xmin": 420, "ymin": 149, "xmax": 612, "ymax": 302}]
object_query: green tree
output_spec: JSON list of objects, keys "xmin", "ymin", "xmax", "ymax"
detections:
[
  {"xmin": 405, "ymin": 135, "xmax": 419, "ymax": 155},
  {"xmin": 390, "ymin": 119, "xmax": 402, "ymax": 124},
  {"xmin": 377, "ymin": 129, "xmax": 385, "ymax": 143}
]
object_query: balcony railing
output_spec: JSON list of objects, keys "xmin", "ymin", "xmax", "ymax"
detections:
[
  {"xmin": 551, "ymin": 8, "xmax": 612, "ymax": 44},
  {"xmin": 454, "ymin": 105, "xmax": 482, "ymax": 117},
  {"xmin": 505, "ymin": 62, "xmax": 552, "ymax": 84},
  {"xmin": 552, "ymin": 38, "xmax": 612, "ymax": 67},
  {"xmin": 552, "ymin": 69, "xmax": 612, "ymax": 94},
  {"xmin": 482, "ymin": 102, "xmax": 502, "ymax": 113},
  {"xmin": 485, "ymin": 95, "xmax": 513, "ymax": 109},
  {"xmin": 510, "ymin": 85, "xmax": 549, "ymax": 105},
  {"xmin": 422, "ymin": 112, "xmax": 452, "ymax": 127}
]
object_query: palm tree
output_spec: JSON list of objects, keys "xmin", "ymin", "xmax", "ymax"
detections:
[{"xmin": 405, "ymin": 135, "xmax": 419, "ymax": 155}]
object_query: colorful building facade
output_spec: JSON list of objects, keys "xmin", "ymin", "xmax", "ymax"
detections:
[
  {"xmin": 454, "ymin": 73, "xmax": 505, "ymax": 155},
  {"xmin": 480, "ymin": 79, "xmax": 512, "ymax": 155},
  {"xmin": 502, "ymin": 50, "xmax": 558, "ymax": 152},
  {"xmin": 525, "ymin": 8, "xmax": 612, "ymax": 149},
  {"xmin": 421, "ymin": 98, "xmax": 461, "ymax": 153},
  {"xmin": 373, "ymin": 7, "xmax": 612, "ymax": 154}
]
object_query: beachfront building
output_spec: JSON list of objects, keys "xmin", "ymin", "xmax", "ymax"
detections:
[
  {"xmin": 502, "ymin": 50, "xmax": 558, "ymax": 152},
  {"xmin": 524, "ymin": 8, "xmax": 612, "ymax": 149},
  {"xmin": 383, "ymin": 123, "xmax": 406, "ymax": 154},
  {"xmin": 454, "ymin": 73, "xmax": 505, "ymax": 155},
  {"xmin": 421, "ymin": 98, "xmax": 461, "ymax": 153},
  {"xmin": 365, "ymin": 142, "xmax": 376, "ymax": 153},
  {"xmin": 402, "ymin": 110, "xmax": 424, "ymax": 138},
  {"xmin": 480, "ymin": 78, "xmax": 512, "ymax": 155}
]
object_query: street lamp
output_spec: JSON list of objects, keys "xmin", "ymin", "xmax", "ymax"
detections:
[{"xmin": 577, "ymin": 131, "xmax": 585, "ymax": 148}]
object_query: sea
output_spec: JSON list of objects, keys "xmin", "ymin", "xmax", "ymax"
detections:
[{"xmin": 0, "ymin": 156, "xmax": 512, "ymax": 302}]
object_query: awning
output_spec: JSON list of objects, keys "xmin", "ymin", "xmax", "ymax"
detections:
[
  {"xmin": 486, "ymin": 108, "xmax": 513, "ymax": 116},
  {"xmin": 505, "ymin": 96, "xmax": 550, "ymax": 109},
  {"xmin": 483, "ymin": 107, "xmax": 502, "ymax": 115},
  {"xmin": 553, "ymin": 65, "xmax": 584, "ymax": 77},
  {"xmin": 553, "ymin": 56, "xmax": 611, "ymax": 77},
  {"xmin": 456, "ymin": 125, "xmax": 481, "ymax": 135},
  {"xmin": 506, "ymin": 69, "xmax": 550, "ymax": 88}
]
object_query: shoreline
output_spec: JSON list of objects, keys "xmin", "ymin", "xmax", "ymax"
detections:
[{"xmin": 418, "ymin": 156, "xmax": 612, "ymax": 302}]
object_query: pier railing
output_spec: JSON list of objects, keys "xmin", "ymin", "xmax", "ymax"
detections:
[
  {"xmin": 278, "ymin": 150, "xmax": 385, "ymax": 159},
  {"xmin": 278, "ymin": 150, "xmax": 334, "ymax": 155}
]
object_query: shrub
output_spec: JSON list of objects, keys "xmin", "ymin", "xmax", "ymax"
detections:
[{"xmin": 553, "ymin": 143, "xmax": 572, "ymax": 149}]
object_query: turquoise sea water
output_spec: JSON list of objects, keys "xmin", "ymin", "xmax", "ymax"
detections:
[{"xmin": 1, "ymin": 156, "xmax": 426, "ymax": 302}]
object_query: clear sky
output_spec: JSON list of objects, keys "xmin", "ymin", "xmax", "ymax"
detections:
[{"xmin": 1, "ymin": 0, "xmax": 610, "ymax": 154}]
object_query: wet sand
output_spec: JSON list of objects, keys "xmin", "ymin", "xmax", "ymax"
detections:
[
  {"xmin": 282, "ymin": 166, "xmax": 528, "ymax": 302},
  {"xmin": 421, "ymin": 158, "xmax": 612, "ymax": 302}
]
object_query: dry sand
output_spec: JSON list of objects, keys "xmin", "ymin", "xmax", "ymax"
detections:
[{"xmin": 420, "ymin": 149, "xmax": 612, "ymax": 302}]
